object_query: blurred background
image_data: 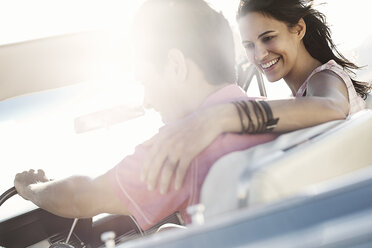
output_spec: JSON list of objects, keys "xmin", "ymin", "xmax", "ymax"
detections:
[{"xmin": 0, "ymin": 0, "xmax": 371, "ymax": 220}]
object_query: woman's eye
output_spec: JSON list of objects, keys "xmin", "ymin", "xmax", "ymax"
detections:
[{"xmin": 262, "ymin": 36, "xmax": 274, "ymax": 42}]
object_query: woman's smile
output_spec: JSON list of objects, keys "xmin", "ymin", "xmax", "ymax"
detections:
[{"xmin": 260, "ymin": 57, "xmax": 281, "ymax": 71}]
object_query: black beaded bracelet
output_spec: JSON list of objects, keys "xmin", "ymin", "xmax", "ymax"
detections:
[
  {"xmin": 257, "ymin": 100, "xmax": 279, "ymax": 131},
  {"xmin": 232, "ymin": 102, "xmax": 245, "ymax": 134},
  {"xmin": 238, "ymin": 101, "xmax": 253, "ymax": 133},
  {"xmin": 233, "ymin": 100, "xmax": 279, "ymax": 134}
]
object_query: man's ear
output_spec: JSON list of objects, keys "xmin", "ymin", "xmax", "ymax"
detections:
[
  {"xmin": 295, "ymin": 18, "xmax": 306, "ymax": 40},
  {"xmin": 165, "ymin": 49, "xmax": 187, "ymax": 82}
]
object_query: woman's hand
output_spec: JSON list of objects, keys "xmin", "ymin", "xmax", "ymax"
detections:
[{"xmin": 141, "ymin": 107, "xmax": 228, "ymax": 194}]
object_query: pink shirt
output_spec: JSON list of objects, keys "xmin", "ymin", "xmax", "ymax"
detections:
[
  {"xmin": 296, "ymin": 60, "xmax": 366, "ymax": 115},
  {"xmin": 108, "ymin": 84, "xmax": 277, "ymax": 230}
]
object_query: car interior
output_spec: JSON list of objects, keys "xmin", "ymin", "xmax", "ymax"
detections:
[{"xmin": 1, "ymin": 1, "xmax": 372, "ymax": 247}]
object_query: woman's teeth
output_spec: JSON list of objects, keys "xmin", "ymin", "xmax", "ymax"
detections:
[{"xmin": 261, "ymin": 58, "xmax": 280, "ymax": 69}]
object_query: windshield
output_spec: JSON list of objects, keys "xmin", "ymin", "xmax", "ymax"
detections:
[
  {"xmin": 0, "ymin": 81, "xmax": 163, "ymax": 220},
  {"xmin": 1, "ymin": 0, "xmax": 371, "ymax": 222}
]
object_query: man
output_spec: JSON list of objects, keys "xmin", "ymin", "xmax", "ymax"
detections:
[{"xmin": 14, "ymin": 0, "xmax": 276, "ymax": 230}]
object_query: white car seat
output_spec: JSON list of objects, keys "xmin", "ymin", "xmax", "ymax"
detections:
[{"xmin": 201, "ymin": 109, "xmax": 372, "ymax": 219}]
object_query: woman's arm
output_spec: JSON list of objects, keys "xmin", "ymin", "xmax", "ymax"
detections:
[
  {"xmin": 142, "ymin": 70, "xmax": 351, "ymax": 193},
  {"xmin": 14, "ymin": 169, "xmax": 129, "ymax": 218},
  {"xmin": 222, "ymin": 70, "xmax": 349, "ymax": 132},
  {"xmin": 271, "ymin": 70, "xmax": 349, "ymax": 132}
]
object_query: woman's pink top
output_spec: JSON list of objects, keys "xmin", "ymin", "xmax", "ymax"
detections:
[{"xmin": 296, "ymin": 60, "xmax": 366, "ymax": 115}]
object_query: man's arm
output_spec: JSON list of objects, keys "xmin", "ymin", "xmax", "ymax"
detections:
[{"xmin": 14, "ymin": 169, "xmax": 129, "ymax": 218}]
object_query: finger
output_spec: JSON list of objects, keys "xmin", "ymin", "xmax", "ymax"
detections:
[
  {"xmin": 175, "ymin": 158, "xmax": 192, "ymax": 190},
  {"xmin": 141, "ymin": 133, "xmax": 165, "ymax": 181},
  {"xmin": 16, "ymin": 171, "xmax": 24, "ymax": 177},
  {"xmin": 141, "ymin": 143, "xmax": 157, "ymax": 181},
  {"xmin": 146, "ymin": 153, "xmax": 169, "ymax": 191},
  {"xmin": 14, "ymin": 173, "xmax": 21, "ymax": 183},
  {"xmin": 159, "ymin": 159, "xmax": 178, "ymax": 195},
  {"xmin": 37, "ymin": 169, "xmax": 49, "ymax": 182},
  {"xmin": 144, "ymin": 142, "xmax": 169, "ymax": 190},
  {"xmin": 141, "ymin": 142, "xmax": 165, "ymax": 182},
  {"xmin": 147, "ymin": 141, "xmax": 181, "ymax": 190}
]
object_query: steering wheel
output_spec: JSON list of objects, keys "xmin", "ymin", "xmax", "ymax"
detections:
[
  {"xmin": 0, "ymin": 186, "xmax": 17, "ymax": 207},
  {"xmin": 0, "ymin": 187, "xmax": 77, "ymax": 248}
]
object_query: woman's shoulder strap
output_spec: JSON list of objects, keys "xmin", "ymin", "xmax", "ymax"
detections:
[{"xmin": 295, "ymin": 60, "xmax": 347, "ymax": 97}]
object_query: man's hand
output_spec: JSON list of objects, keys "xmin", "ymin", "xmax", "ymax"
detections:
[
  {"xmin": 14, "ymin": 169, "xmax": 49, "ymax": 200},
  {"xmin": 141, "ymin": 106, "xmax": 225, "ymax": 194}
]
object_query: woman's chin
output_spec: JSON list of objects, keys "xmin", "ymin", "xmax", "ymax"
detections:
[{"xmin": 264, "ymin": 74, "xmax": 281, "ymax": 83}]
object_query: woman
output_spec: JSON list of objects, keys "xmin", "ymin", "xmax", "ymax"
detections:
[{"xmin": 141, "ymin": 0, "xmax": 371, "ymax": 193}]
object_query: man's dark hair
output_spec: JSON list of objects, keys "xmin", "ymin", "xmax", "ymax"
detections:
[{"xmin": 133, "ymin": 0, "xmax": 236, "ymax": 85}]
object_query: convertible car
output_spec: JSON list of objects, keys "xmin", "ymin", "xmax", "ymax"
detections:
[{"xmin": 1, "ymin": 1, "xmax": 371, "ymax": 247}]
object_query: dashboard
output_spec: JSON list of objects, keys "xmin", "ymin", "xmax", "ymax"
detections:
[
  {"xmin": 0, "ymin": 190, "xmax": 183, "ymax": 248},
  {"xmin": 0, "ymin": 208, "xmax": 92, "ymax": 248},
  {"xmin": 0, "ymin": 207, "xmax": 148, "ymax": 248}
]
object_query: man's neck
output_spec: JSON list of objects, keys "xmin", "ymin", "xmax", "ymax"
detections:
[
  {"xmin": 175, "ymin": 80, "xmax": 231, "ymax": 122},
  {"xmin": 162, "ymin": 59, "xmax": 232, "ymax": 124},
  {"xmin": 173, "ymin": 58, "xmax": 231, "ymax": 121}
]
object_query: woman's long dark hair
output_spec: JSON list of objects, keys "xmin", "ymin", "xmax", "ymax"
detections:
[{"xmin": 237, "ymin": 0, "xmax": 371, "ymax": 99}]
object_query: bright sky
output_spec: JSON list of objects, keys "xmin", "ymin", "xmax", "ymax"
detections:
[
  {"xmin": 0, "ymin": 0, "xmax": 144, "ymax": 45},
  {"xmin": 0, "ymin": 0, "xmax": 370, "ymax": 70}
]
